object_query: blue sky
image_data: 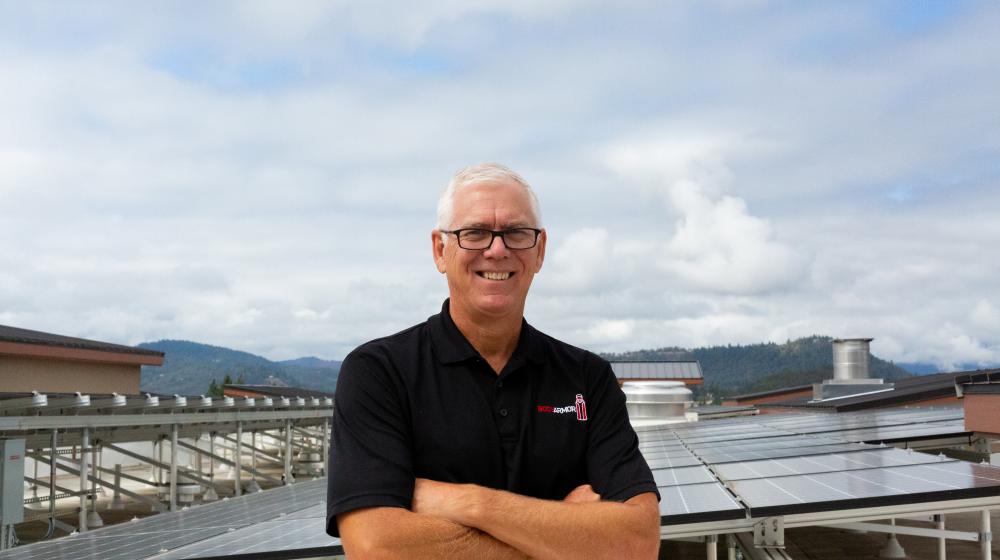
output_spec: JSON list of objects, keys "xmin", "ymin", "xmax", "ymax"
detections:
[{"xmin": 1, "ymin": 1, "xmax": 998, "ymax": 370}]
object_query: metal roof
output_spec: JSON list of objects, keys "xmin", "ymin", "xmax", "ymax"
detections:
[
  {"xmin": 0, "ymin": 324, "xmax": 163, "ymax": 358},
  {"xmin": 610, "ymin": 360, "xmax": 703, "ymax": 380},
  {"xmin": 756, "ymin": 369, "xmax": 1000, "ymax": 412},
  {"xmin": 225, "ymin": 384, "xmax": 336, "ymax": 399}
]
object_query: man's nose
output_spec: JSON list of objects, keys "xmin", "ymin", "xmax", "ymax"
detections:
[{"xmin": 482, "ymin": 233, "xmax": 509, "ymax": 257}]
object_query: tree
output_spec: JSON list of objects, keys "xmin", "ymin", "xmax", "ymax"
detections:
[{"xmin": 207, "ymin": 379, "xmax": 223, "ymax": 398}]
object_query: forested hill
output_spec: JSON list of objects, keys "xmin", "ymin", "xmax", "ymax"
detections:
[
  {"xmin": 603, "ymin": 335, "xmax": 912, "ymax": 397},
  {"xmin": 138, "ymin": 340, "xmax": 341, "ymax": 396}
]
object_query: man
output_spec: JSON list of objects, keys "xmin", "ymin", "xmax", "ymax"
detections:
[{"xmin": 327, "ymin": 163, "xmax": 660, "ymax": 559}]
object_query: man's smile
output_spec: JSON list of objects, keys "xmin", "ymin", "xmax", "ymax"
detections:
[{"xmin": 477, "ymin": 271, "xmax": 514, "ymax": 281}]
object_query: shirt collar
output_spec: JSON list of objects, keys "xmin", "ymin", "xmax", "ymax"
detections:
[{"xmin": 430, "ymin": 299, "xmax": 546, "ymax": 366}]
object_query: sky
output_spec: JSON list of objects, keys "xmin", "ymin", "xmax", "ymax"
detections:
[{"xmin": 2, "ymin": 1, "xmax": 999, "ymax": 370}]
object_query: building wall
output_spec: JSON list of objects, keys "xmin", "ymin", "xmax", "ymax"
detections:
[
  {"xmin": 0, "ymin": 355, "xmax": 140, "ymax": 394},
  {"xmin": 965, "ymin": 393, "xmax": 1000, "ymax": 435},
  {"xmin": 225, "ymin": 387, "xmax": 265, "ymax": 398}
]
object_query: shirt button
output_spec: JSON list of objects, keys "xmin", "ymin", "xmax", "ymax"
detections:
[
  {"xmin": 496, "ymin": 380, "xmax": 504, "ymax": 388},
  {"xmin": 499, "ymin": 408, "xmax": 509, "ymax": 417}
]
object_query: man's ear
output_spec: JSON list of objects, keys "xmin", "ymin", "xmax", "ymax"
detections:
[
  {"xmin": 534, "ymin": 228, "xmax": 546, "ymax": 272},
  {"xmin": 432, "ymin": 230, "xmax": 447, "ymax": 273}
]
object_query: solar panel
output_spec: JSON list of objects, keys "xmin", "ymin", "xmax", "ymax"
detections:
[
  {"xmin": 651, "ymin": 465, "xmax": 716, "ymax": 487},
  {"xmin": 729, "ymin": 461, "xmax": 1000, "ymax": 517},
  {"xmin": 712, "ymin": 448, "xmax": 953, "ymax": 481},
  {"xmin": 154, "ymin": 512, "xmax": 340, "ymax": 559},
  {"xmin": 658, "ymin": 482, "xmax": 746, "ymax": 524},
  {"xmin": 0, "ymin": 480, "xmax": 328, "ymax": 560}
]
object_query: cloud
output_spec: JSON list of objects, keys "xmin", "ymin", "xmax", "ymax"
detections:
[
  {"xmin": 659, "ymin": 180, "xmax": 805, "ymax": 294},
  {"xmin": 1, "ymin": 1, "xmax": 998, "ymax": 372}
]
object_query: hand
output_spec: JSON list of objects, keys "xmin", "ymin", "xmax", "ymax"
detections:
[{"xmin": 563, "ymin": 484, "xmax": 601, "ymax": 503}]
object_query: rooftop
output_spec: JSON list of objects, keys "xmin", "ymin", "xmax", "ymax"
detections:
[{"xmin": 0, "ymin": 325, "xmax": 164, "ymax": 358}]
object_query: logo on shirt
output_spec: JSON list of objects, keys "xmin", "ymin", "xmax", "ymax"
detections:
[{"xmin": 536, "ymin": 394, "xmax": 588, "ymax": 421}]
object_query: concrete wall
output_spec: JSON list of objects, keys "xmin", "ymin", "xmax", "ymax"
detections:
[{"xmin": 0, "ymin": 356, "xmax": 140, "ymax": 394}]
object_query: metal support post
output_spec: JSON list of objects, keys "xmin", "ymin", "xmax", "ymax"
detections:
[
  {"xmin": 109, "ymin": 464, "xmax": 125, "ymax": 510},
  {"xmin": 981, "ymin": 509, "xmax": 992, "ymax": 560},
  {"xmin": 284, "ymin": 419, "xmax": 294, "ymax": 484},
  {"xmin": 726, "ymin": 533, "xmax": 736, "ymax": 560},
  {"xmin": 706, "ymin": 534, "xmax": 717, "ymax": 559},
  {"xmin": 234, "ymin": 422, "xmax": 243, "ymax": 496},
  {"xmin": 156, "ymin": 437, "xmax": 163, "ymax": 485},
  {"xmin": 322, "ymin": 418, "xmax": 330, "ymax": 476},
  {"xmin": 170, "ymin": 423, "xmax": 178, "ymax": 512},
  {"xmin": 203, "ymin": 433, "xmax": 219, "ymax": 502},
  {"xmin": 935, "ymin": 514, "xmax": 946, "ymax": 560},
  {"xmin": 87, "ymin": 443, "xmax": 102, "ymax": 527},
  {"xmin": 79, "ymin": 427, "xmax": 89, "ymax": 532},
  {"xmin": 49, "ymin": 430, "xmax": 58, "ymax": 518}
]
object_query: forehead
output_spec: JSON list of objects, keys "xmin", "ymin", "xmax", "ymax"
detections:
[{"xmin": 451, "ymin": 181, "xmax": 536, "ymax": 227}]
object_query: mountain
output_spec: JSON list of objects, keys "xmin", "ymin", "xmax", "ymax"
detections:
[
  {"xmin": 138, "ymin": 340, "xmax": 341, "ymax": 395},
  {"xmin": 603, "ymin": 335, "xmax": 913, "ymax": 398},
  {"xmin": 278, "ymin": 356, "xmax": 342, "ymax": 369},
  {"xmin": 898, "ymin": 362, "xmax": 941, "ymax": 375},
  {"xmin": 898, "ymin": 362, "xmax": 1000, "ymax": 375}
]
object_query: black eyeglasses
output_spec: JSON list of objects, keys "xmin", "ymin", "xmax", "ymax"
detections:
[{"xmin": 440, "ymin": 228, "xmax": 542, "ymax": 250}]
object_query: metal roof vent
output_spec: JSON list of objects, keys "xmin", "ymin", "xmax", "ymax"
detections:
[
  {"xmin": 812, "ymin": 337, "xmax": 892, "ymax": 401},
  {"xmin": 31, "ymin": 391, "xmax": 47, "ymax": 407},
  {"xmin": 278, "ymin": 397, "xmax": 291, "ymax": 407},
  {"xmin": 110, "ymin": 393, "xmax": 127, "ymax": 407},
  {"xmin": 260, "ymin": 397, "xmax": 273, "ymax": 406},
  {"xmin": 74, "ymin": 392, "xmax": 91, "ymax": 407},
  {"xmin": 145, "ymin": 393, "xmax": 159, "ymax": 406},
  {"xmin": 833, "ymin": 338, "xmax": 873, "ymax": 381},
  {"xmin": 222, "ymin": 396, "xmax": 234, "ymax": 407},
  {"xmin": 623, "ymin": 381, "xmax": 692, "ymax": 426},
  {"xmin": 172, "ymin": 395, "xmax": 188, "ymax": 407},
  {"xmin": 199, "ymin": 395, "xmax": 213, "ymax": 407}
]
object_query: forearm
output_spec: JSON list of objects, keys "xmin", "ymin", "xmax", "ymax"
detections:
[
  {"xmin": 434, "ymin": 487, "xmax": 660, "ymax": 560},
  {"xmin": 338, "ymin": 506, "xmax": 529, "ymax": 560}
]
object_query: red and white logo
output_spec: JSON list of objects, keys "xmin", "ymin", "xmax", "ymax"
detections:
[
  {"xmin": 536, "ymin": 394, "xmax": 588, "ymax": 422},
  {"xmin": 574, "ymin": 394, "xmax": 587, "ymax": 421}
]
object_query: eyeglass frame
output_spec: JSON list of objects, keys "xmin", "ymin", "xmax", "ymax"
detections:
[{"xmin": 439, "ymin": 227, "xmax": 543, "ymax": 250}]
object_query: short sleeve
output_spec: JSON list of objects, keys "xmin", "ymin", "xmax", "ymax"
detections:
[
  {"xmin": 326, "ymin": 348, "xmax": 414, "ymax": 536},
  {"xmin": 584, "ymin": 358, "xmax": 660, "ymax": 503}
]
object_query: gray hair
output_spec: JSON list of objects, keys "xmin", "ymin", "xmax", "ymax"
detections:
[{"xmin": 436, "ymin": 163, "xmax": 542, "ymax": 236}]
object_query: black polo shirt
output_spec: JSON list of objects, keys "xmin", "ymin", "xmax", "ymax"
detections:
[{"xmin": 326, "ymin": 299, "xmax": 658, "ymax": 536}]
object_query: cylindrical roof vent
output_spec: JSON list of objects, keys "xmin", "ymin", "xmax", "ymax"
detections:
[
  {"xmin": 832, "ymin": 338, "xmax": 873, "ymax": 381},
  {"xmin": 622, "ymin": 381, "xmax": 692, "ymax": 422}
]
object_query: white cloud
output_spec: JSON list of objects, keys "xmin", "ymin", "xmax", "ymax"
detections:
[{"xmin": 1, "ymin": 1, "xmax": 999, "ymax": 372}]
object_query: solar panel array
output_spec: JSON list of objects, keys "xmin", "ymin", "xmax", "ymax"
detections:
[
  {"xmin": 0, "ymin": 480, "xmax": 340, "ymax": 560},
  {"xmin": 640, "ymin": 407, "xmax": 1000, "ymax": 524},
  {"xmin": 3, "ymin": 407, "xmax": 996, "ymax": 559}
]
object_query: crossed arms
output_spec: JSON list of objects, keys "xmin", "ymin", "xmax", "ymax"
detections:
[{"xmin": 337, "ymin": 479, "xmax": 660, "ymax": 559}]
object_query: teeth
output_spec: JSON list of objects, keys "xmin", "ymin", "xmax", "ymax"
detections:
[{"xmin": 482, "ymin": 271, "xmax": 511, "ymax": 280}]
